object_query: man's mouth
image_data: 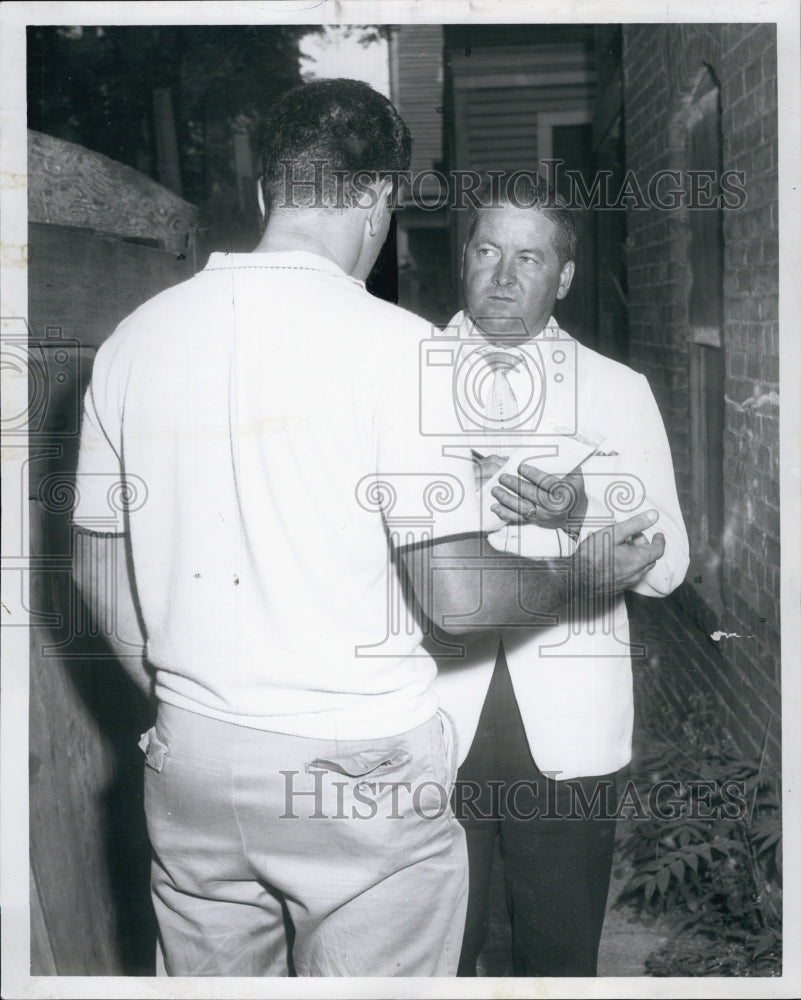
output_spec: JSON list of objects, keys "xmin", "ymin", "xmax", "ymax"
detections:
[{"xmin": 488, "ymin": 294, "xmax": 516, "ymax": 302}]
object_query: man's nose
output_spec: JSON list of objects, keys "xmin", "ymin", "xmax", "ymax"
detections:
[{"xmin": 492, "ymin": 258, "xmax": 516, "ymax": 287}]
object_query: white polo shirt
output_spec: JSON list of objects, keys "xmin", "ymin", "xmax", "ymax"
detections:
[{"xmin": 73, "ymin": 251, "xmax": 480, "ymax": 740}]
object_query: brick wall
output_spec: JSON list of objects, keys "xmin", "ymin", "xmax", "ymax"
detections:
[{"xmin": 622, "ymin": 23, "xmax": 780, "ymax": 761}]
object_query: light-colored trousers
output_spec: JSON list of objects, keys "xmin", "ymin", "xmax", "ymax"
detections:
[{"xmin": 141, "ymin": 702, "xmax": 467, "ymax": 976}]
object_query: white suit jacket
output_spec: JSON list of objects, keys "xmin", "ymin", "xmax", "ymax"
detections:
[{"xmin": 433, "ymin": 313, "xmax": 690, "ymax": 779}]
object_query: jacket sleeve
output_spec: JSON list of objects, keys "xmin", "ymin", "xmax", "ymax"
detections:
[{"xmin": 580, "ymin": 371, "xmax": 689, "ymax": 597}]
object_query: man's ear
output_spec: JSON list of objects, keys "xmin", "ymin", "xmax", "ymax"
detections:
[
  {"xmin": 556, "ymin": 260, "xmax": 575, "ymax": 300},
  {"xmin": 367, "ymin": 177, "xmax": 395, "ymax": 236},
  {"xmin": 460, "ymin": 242, "xmax": 467, "ymax": 281}
]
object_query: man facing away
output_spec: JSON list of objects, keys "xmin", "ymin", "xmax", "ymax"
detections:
[
  {"xmin": 71, "ymin": 82, "xmax": 666, "ymax": 977},
  {"xmin": 433, "ymin": 171, "xmax": 690, "ymax": 977}
]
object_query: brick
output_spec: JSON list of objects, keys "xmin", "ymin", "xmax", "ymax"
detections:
[
  {"xmin": 762, "ymin": 234, "xmax": 779, "ymax": 263},
  {"xmin": 764, "ymin": 535, "xmax": 780, "ymax": 568},
  {"xmin": 725, "ymin": 70, "xmax": 745, "ymax": 106},
  {"xmin": 761, "ymin": 47, "xmax": 778, "ymax": 83},
  {"xmin": 755, "ymin": 78, "xmax": 778, "ymax": 115},
  {"xmin": 750, "ymin": 144, "xmax": 773, "ymax": 178},
  {"xmin": 762, "ymin": 354, "xmax": 779, "ymax": 384},
  {"xmin": 623, "ymin": 22, "xmax": 779, "ymax": 760},
  {"xmin": 762, "ymin": 113, "xmax": 778, "ymax": 144},
  {"xmin": 729, "ymin": 351, "xmax": 747, "ymax": 377},
  {"xmin": 744, "ymin": 59, "xmax": 762, "ymax": 92}
]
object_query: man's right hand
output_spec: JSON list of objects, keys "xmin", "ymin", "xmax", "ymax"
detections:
[{"xmin": 573, "ymin": 510, "xmax": 665, "ymax": 599}]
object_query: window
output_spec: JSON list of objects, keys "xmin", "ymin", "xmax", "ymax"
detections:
[{"xmin": 687, "ymin": 69, "xmax": 725, "ymax": 556}]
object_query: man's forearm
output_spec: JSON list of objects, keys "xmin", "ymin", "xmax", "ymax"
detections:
[
  {"xmin": 72, "ymin": 528, "xmax": 153, "ymax": 697},
  {"xmin": 402, "ymin": 510, "xmax": 664, "ymax": 637},
  {"xmin": 404, "ymin": 534, "xmax": 571, "ymax": 636}
]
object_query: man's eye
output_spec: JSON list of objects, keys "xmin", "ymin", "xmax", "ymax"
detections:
[
  {"xmin": 477, "ymin": 247, "xmax": 497, "ymax": 257},
  {"xmin": 519, "ymin": 256, "xmax": 540, "ymax": 266}
]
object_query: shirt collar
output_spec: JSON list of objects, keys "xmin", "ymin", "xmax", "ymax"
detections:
[
  {"xmin": 203, "ymin": 250, "xmax": 363, "ymax": 286},
  {"xmin": 452, "ymin": 311, "xmax": 570, "ymax": 367}
]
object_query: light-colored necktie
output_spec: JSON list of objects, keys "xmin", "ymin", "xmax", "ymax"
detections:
[{"xmin": 484, "ymin": 351, "xmax": 522, "ymax": 449}]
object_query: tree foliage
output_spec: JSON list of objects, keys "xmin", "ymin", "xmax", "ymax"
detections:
[
  {"xmin": 619, "ymin": 694, "xmax": 782, "ymax": 976},
  {"xmin": 27, "ymin": 25, "xmax": 317, "ymax": 202}
]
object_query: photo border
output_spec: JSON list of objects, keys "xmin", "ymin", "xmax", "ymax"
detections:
[{"xmin": 2, "ymin": 2, "xmax": 799, "ymax": 998}]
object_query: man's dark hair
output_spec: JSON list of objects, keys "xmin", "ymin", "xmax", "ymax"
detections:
[
  {"xmin": 464, "ymin": 171, "xmax": 578, "ymax": 266},
  {"xmin": 260, "ymin": 78, "xmax": 412, "ymax": 212}
]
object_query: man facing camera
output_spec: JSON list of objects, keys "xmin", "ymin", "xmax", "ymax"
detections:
[{"xmin": 433, "ymin": 172, "xmax": 690, "ymax": 977}]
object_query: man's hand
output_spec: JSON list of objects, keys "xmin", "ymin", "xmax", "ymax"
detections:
[
  {"xmin": 490, "ymin": 462, "xmax": 587, "ymax": 530},
  {"xmin": 573, "ymin": 510, "xmax": 666, "ymax": 599}
]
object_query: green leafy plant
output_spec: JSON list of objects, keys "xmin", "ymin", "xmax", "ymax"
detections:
[{"xmin": 619, "ymin": 694, "xmax": 782, "ymax": 976}]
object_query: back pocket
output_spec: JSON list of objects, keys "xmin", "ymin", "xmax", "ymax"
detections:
[{"xmin": 305, "ymin": 748, "xmax": 411, "ymax": 779}]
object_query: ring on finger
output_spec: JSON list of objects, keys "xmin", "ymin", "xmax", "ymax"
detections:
[{"xmin": 524, "ymin": 503, "xmax": 538, "ymax": 522}]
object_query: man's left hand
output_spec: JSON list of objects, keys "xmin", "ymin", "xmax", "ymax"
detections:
[{"xmin": 490, "ymin": 463, "xmax": 587, "ymax": 530}]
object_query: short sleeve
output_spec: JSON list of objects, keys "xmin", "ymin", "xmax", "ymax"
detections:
[{"xmin": 72, "ymin": 351, "xmax": 126, "ymax": 533}]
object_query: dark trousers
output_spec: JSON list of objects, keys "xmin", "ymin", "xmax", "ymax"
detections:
[{"xmin": 452, "ymin": 643, "xmax": 619, "ymax": 977}]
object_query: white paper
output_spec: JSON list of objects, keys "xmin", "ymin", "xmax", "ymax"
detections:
[{"xmin": 479, "ymin": 429, "xmax": 604, "ymax": 491}]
